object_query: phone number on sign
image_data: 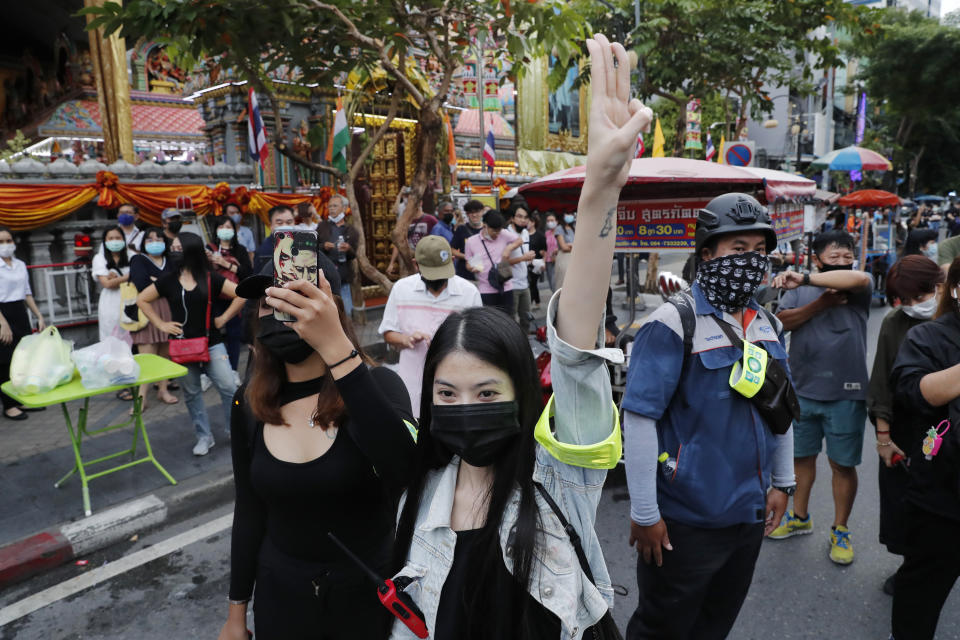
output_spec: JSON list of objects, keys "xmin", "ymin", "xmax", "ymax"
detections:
[{"xmin": 617, "ymin": 223, "xmax": 689, "ymax": 237}]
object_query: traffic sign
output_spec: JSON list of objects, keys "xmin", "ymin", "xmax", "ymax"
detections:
[{"xmin": 725, "ymin": 143, "xmax": 754, "ymax": 166}]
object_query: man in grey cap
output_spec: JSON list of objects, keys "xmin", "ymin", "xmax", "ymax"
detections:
[
  {"xmin": 161, "ymin": 208, "xmax": 184, "ymax": 242},
  {"xmin": 378, "ymin": 236, "xmax": 482, "ymax": 416}
]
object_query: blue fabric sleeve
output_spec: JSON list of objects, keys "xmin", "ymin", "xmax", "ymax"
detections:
[
  {"xmin": 621, "ymin": 307, "xmax": 684, "ymax": 420},
  {"xmin": 771, "ymin": 426, "xmax": 795, "ymax": 487},
  {"xmin": 778, "ymin": 287, "xmax": 800, "ymax": 311},
  {"xmin": 624, "ymin": 411, "xmax": 660, "ymax": 525}
]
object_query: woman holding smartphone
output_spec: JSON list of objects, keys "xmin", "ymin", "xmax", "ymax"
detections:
[
  {"xmin": 265, "ymin": 34, "xmax": 651, "ymax": 640},
  {"xmin": 218, "ymin": 255, "xmax": 416, "ymax": 640},
  {"xmin": 136, "ymin": 232, "xmax": 246, "ymax": 456}
]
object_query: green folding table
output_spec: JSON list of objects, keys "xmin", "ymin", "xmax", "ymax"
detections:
[{"xmin": 1, "ymin": 353, "xmax": 188, "ymax": 517}]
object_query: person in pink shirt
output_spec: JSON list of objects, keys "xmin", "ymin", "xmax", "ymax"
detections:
[
  {"xmin": 543, "ymin": 211, "xmax": 560, "ymax": 291},
  {"xmin": 464, "ymin": 210, "xmax": 522, "ymax": 315}
]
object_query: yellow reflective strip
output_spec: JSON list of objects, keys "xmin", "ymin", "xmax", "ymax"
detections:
[
  {"xmin": 403, "ymin": 419, "xmax": 419, "ymax": 443},
  {"xmin": 729, "ymin": 340, "xmax": 768, "ymax": 399},
  {"xmin": 534, "ymin": 394, "xmax": 622, "ymax": 470}
]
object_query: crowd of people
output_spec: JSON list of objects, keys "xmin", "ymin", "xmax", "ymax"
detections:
[{"xmin": 0, "ymin": 34, "xmax": 958, "ymax": 640}]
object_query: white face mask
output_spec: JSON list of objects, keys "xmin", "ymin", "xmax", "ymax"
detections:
[
  {"xmin": 329, "ymin": 213, "xmax": 345, "ymax": 224},
  {"xmin": 0, "ymin": 244, "xmax": 14, "ymax": 259},
  {"xmin": 902, "ymin": 295, "xmax": 939, "ymax": 320},
  {"xmin": 923, "ymin": 243, "xmax": 938, "ymax": 260},
  {"xmin": 546, "ymin": 221, "xmax": 557, "ymax": 230}
]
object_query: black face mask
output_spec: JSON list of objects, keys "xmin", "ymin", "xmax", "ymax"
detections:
[
  {"xmin": 166, "ymin": 220, "xmax": 183, "ymax": 234},
  {"xmin": 442, "ymin": 213, "xmax": 454, "ymax": 225},
  {"xmin": 257, "ymin": 315, "xmax": 314, "ymax": 364},
  {"xmin": 421, "ymin": 277, "xmax": 447, "ymax": 293},
  {"xmin": 431, "ymin": 401, "xmax": 521, "ymax": 467},
  {"xmin": 168, "ymin": 251, "xmax": 183, "ymax": 266},
  {"xmin": 819, "ymin": 262, "xmax": 853, "ymax": 272}
]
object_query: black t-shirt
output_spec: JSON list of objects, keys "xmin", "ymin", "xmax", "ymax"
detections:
[
  {"xmin": 434, "ymin": 529, "xmax": 561, "ymax": 640},
  {"xmin": 129, "ymin": 254, "xmax": 172, "ymax": 292},
  {"xmin": 451, "ymin": 224, "xmax": 482, "ymax": 280},
  {"xmin": 228, "ymin": 365, "xmax": 417, "ymax": 600},
  {"xmin": 154, "ymin": 271, "xmax": 226, "ymax": 345}
]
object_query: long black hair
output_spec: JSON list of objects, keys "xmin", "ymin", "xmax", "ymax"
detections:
[
  {"xmin": 209, "ymin": 215, "xmax": 252, "ymax": 278},
  {"xmin": 137, "ymin": 226, "xmax": 168, "ymax": 255},
  {"xmin": 902, "ymin": 229, "xmax": 938, "ymax": 257},
  {"xmin": 392, "ymin": 306, "xmax": 544, "ymax": 638},
  {"xmin": 101, "ymin": 225, "xmax": 130, "ymax": 272},
  {"xmin": 176, "ymin": 232, "xmax": 209, "ymax": 279}
]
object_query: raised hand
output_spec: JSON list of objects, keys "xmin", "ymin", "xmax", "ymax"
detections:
[{"xmin": 584, "ymin": 34, "xmax": 653, "ymax": 191}]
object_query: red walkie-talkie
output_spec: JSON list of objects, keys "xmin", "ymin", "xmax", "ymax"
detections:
[{"xmin": 327, "ymin": 532, "xmax": 429, "ymax": 638}]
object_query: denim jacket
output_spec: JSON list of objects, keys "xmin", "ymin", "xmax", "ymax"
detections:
[{"xmin": 389, "ymin": 290, "xmax": 622, "ymax": 640}]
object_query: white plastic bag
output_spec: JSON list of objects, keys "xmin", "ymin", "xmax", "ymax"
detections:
[
  {"xmin": 72, "ymin": 336, "xmax": 140, "ymax": 390},
  {"xmin": 10, "ymin": 326, "xmax": 75, "ymax": 395}
]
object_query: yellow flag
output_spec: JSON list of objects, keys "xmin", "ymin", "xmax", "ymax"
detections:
[
  {"xmin": 717, "ymin": 135, "xmax": 726, "ymax": 164},
  {"xmin": 652, "ymin": 118, "xmax": 666, "ymax": 158}
]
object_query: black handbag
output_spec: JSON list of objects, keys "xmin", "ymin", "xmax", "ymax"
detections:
[
  {"xmin": 714, "ymin": 318, "xmax": 800, "ymax": 436},
  {"xmin": 534, "ymin": 483, "xmax": 624, "ymax": 640},
  {"xmin": 481, "ymin": 237, "xmax": 512, "ymax": 292}
]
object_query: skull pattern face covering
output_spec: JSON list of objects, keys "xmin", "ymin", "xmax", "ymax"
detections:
[{"xmin": 696, "ymin": 251, "xmax": 768, "ymax": 313}]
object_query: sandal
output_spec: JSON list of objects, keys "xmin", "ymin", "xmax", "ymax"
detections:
[
  {"xmin": 116, "ymin": 389, "xmax": 134, "ymax": 401},
  {"xmin": 158, "ymin": 392, "xmax": 179, "ymax": 405},
  {"xmin": 152, "ymin": 382, "xmax": 180, "ymax": 391}
]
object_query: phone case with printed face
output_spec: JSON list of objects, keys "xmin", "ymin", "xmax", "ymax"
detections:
[{"xmin": 273, "ymin": 229, "xmax": 319, "ymax": 322}]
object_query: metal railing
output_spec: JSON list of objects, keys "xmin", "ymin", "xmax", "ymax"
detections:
[{"xmin": 27, "ymin": 262, "xmax": 97, "ymax": 327}]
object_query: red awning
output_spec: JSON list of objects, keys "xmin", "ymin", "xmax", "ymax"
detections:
[
  {"xmin": 739, "ymin": 166, "xmax": 816, "ymax": 202},
  {"xmin": 518, "ymin": 157, "xmax": 764, "ymax": 211},
  {"xmin": 837, "ymin": 189, "xmax": 902, "ymax": 207}
]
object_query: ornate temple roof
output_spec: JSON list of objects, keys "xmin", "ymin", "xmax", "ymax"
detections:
[{"xmin": 38, "ymin": 98, "xmax": 205, "ymax": 142}]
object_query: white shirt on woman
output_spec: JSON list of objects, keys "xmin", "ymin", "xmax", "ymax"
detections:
[
  {"xmin": 92, "ymin": 248, "xmax": 133, "ymax": 342},
  {"xmin": 0, "ymin": 258, "xmax": 31, "ymax": 303}
]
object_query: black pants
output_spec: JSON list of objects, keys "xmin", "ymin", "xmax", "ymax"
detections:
[
  {"xmin": 481, "ymin": 291, "xmax": 515, "ymax": 316},
  {"xmin": 626, "ymin": 520, "xmax": 764, "ymax": 640},
  {"xmin": 529, "ymin": 271, "xmax": 541, "ymax": 305},
  {"xmin": 253, "ymin": 538, "xmax": 391, "ymax": 640},
  {"xmin": 0, "ymin": 301, "xmax": 31, "ymax": 411},
  {"xmin": 891, "ymin": 506, "xmax": 960, "ymax": 640}
]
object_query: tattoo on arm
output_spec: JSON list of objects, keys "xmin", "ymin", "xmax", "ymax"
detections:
[{"xmin": 599, "ymin": 207, "xmax": 616, "ymax": 238}]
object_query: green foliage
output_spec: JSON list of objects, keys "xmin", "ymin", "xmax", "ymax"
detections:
[
  {"xmin": 594, "ymin": 0, "xmax": 867, "ymax": 122},
  {"xmin": 852, "ymin": 9, "xmax": 960, "ymax": 192},
  {"xmin": 1, "ymin": 131, "xmax": 31, "ymax": 163}
]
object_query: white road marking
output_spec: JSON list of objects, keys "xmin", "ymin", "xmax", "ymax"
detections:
[{"xmin": 0, "ymin": 512, "xmax": 232, "ymax": 627}]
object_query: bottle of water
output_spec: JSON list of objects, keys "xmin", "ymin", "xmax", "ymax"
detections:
[{"xmin": 337, "ymin": 234, "xmax": 346, "ymax": 263}]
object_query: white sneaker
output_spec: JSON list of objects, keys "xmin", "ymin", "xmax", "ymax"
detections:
[
  {"xmin": 232, "ymin": 370, "xmax": 242, "ymax": 388},
  {"xmin": 200, "ymin": 374, "xmax": 212, "ymax": 392},
  {"xmin": 192, "ymin": 436, "xmax": 215, "ymax": 456}
]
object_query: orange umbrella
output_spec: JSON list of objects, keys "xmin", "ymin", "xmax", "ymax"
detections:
[{"xmin": 836, "ymin": 189, "xmax": 902, "ymax": 207}]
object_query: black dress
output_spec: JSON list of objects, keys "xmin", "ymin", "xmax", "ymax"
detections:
[
  {"xmin": 0, "ymin": 299, "xmax": 30, "ymax": 411},
  {"xmin": 229, "ymin": 364, "xmax": 416, "ymax": 640}
]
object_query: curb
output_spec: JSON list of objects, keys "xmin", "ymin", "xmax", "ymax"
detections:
[{"xmin": 0, "ymin": 467, "xmax": 234, "ymax": 591}]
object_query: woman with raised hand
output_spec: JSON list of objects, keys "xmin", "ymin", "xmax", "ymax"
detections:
[
  {"xmin": 383, "ymin": 34, "xmax": 650, "ymax": 640},
  {"xmin": 220, "ymin": 258, "xmax": 416, "ymax": 640}
]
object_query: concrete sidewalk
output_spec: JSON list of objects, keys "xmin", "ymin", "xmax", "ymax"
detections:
[{"xmin": 0, "ymin": 259, "xmax": 675, "ymax": 590}]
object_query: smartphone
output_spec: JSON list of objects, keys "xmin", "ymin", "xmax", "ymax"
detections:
[{"xmin": 273, "ymin": 229, "xmax": 319, "ymax": 322}]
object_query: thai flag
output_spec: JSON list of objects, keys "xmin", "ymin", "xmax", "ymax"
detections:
[
  {"xmin": 705, "ymin": 133, "xmax": 716, "ymax": 162},
  {"xmin": 247, "ymin": 88, "xmax": 269, "ymax": 169},
  {"xmin": 482, "ymin": 130, "xmax": 496, "ymax": 173},
  {"xmin": 635, "ymin": 132, "xmax": 645, "ymax": 158}
]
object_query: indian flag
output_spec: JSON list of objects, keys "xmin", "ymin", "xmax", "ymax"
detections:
[{"xmin": 327, "ymin": 96, "xmax": 350, "ymax": 173}]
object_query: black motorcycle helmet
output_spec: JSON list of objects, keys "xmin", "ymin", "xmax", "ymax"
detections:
[{"xmin": 694, "ymin": 192, "xmax": 777, "ymax": 256}]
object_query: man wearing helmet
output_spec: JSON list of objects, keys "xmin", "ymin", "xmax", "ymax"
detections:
[{"xmin": 622, "ymin": 193, "xmax": 797, "ymax": 639}]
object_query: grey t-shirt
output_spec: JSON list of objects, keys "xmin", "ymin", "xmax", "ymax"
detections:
[{"xmin": 779, "ymin": 280, "xmax": 873, "ymax": 401}]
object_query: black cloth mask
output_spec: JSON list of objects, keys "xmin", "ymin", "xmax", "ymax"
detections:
[
  {"xmin": 166, "ymin": 220, "xmax": 183, "ymax": 234},
  {"xmin": 819, "ymin": 262, "xmax": 854, "ymax": 272},
  {"xmin": 431, "ymin": 401, "xmax": 521, "ymax": 467},
  {"xmin": 257, "ymin": 315, "xmax": 314, "ymax": 364},
  {"xmin": 421, "ymin": 277, "xmax": 447, "ymax": 293},
  {"xmin": 442, "ymin": 213, "xmax": 454, "ymax": 225},
  {"xmin": 167, "ymin": 251, "xmax": 183, "ymax": 266},
  {"xmin": 695, "ymin": 251, "xmax": 768, "ymax": 313}
]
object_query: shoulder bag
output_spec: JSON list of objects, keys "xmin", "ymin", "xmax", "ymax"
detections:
[
  {"xmin": 481, "ymin": 237, "xmax": 513, "ymax": 292},
  {"xmin": 169, "ymin": 274, "xmax": 211, "ymax": 364},
  {"xmin": 533, "ymin": 483, "xmax": 624, "ymax": 640}
]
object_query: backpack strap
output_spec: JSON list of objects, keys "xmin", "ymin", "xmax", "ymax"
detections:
[
  {"xmin": 666, "ymin": 292, "xmax": 696, "ymax": 407},
  {"xmin": 666, "ymin": 292, "xmax": 696, "ymax": 361}
]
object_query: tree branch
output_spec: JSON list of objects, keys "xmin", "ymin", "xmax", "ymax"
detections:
[{"xmin": 308, "ymin": 0, "xmax": 426, "ymax": 106}]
